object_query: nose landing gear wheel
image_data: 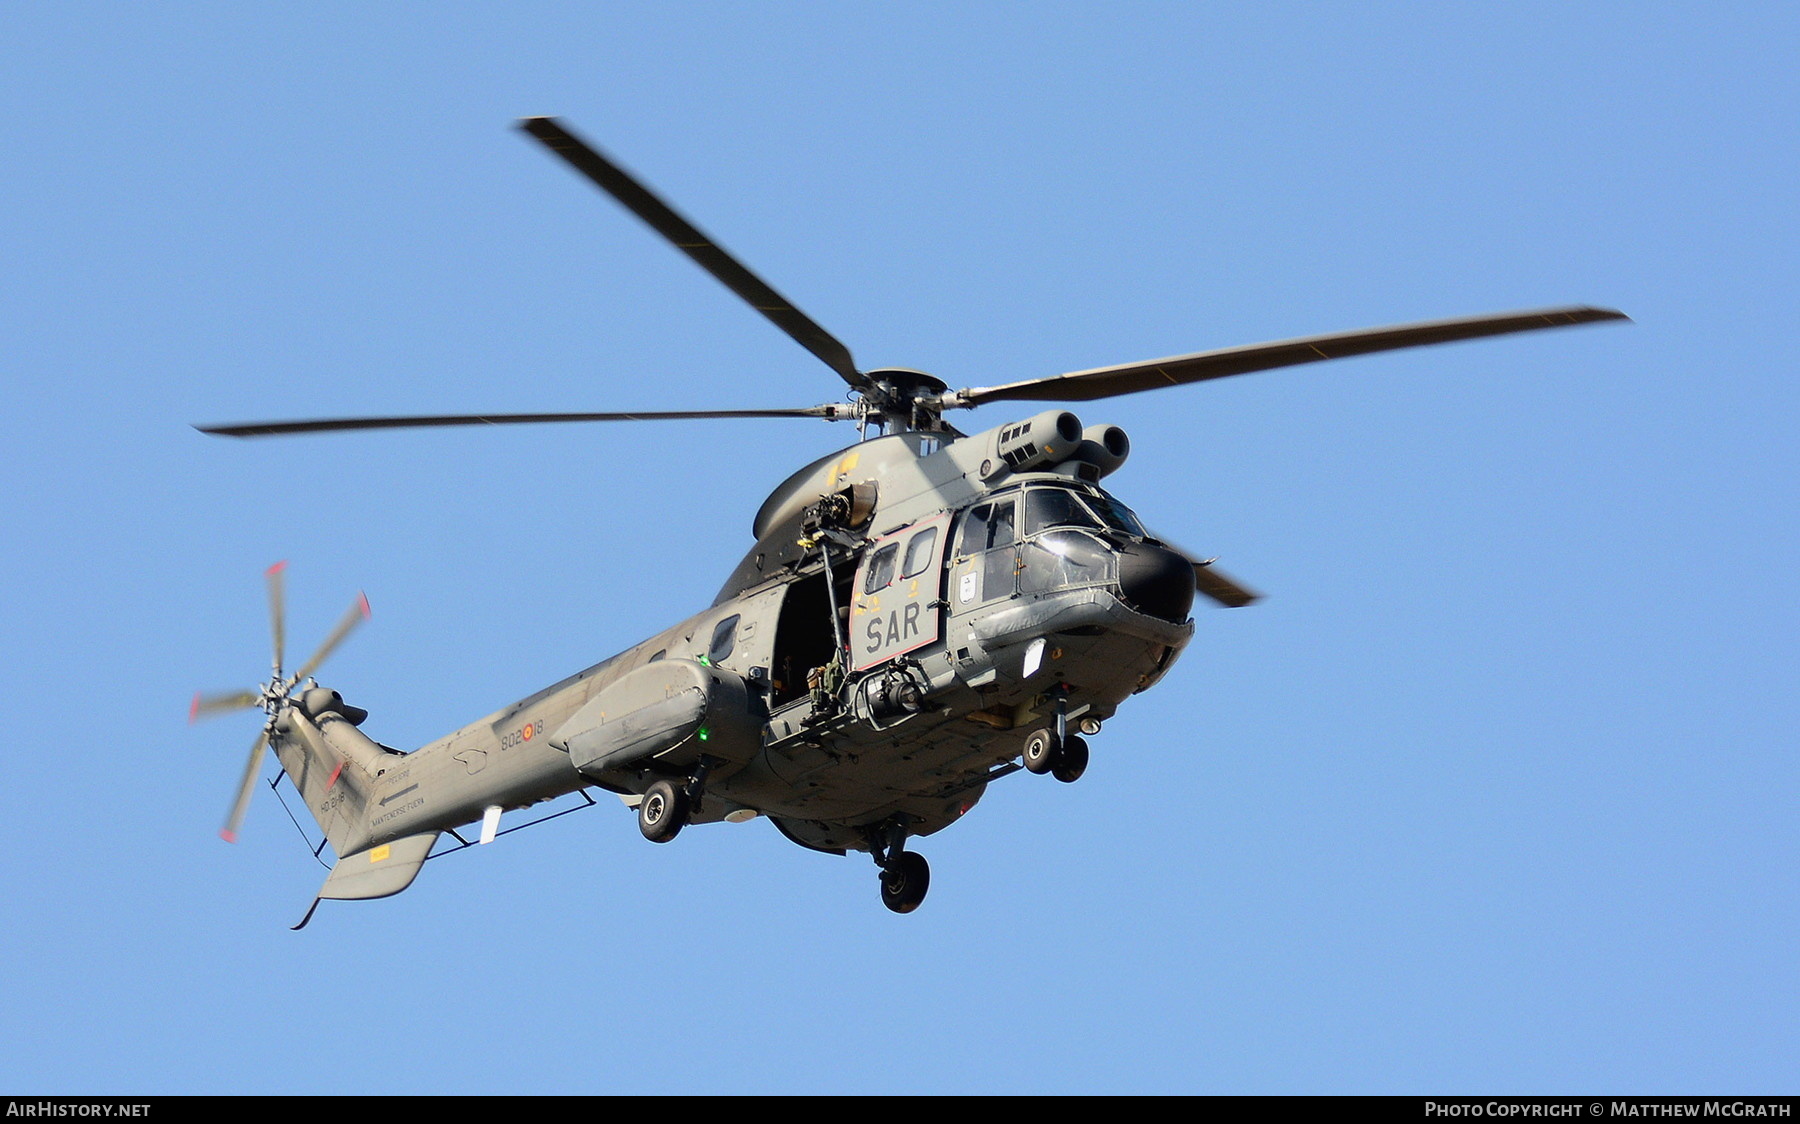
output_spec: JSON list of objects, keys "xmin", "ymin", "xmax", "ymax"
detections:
[
  {"xmin": 1022, "ymin": 728, "xmax": 1061, "ymax": 774},
  {"xmin": 1024, "ymin": 727, "xmax": 1089, "ymax": 782},
  {"xmin": 638, "ymin": 778, "xmax": 689, "ymax": 843},
  {"xmin": 1051, "ymin": 734, "xmax": 1088, "ymax": 783},
  {"xmin": 879, "ymin": 850, "xmax": 931, "ymax": 913}
]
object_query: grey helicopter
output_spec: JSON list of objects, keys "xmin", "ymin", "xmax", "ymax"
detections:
[{"xmin": 192, "ymin": 118, "xmax": 1627, "ymax": 922}]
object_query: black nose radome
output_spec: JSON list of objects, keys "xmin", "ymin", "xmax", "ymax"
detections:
[{"xmin": 1117, "ymin": 543, "xmax": 1196, "ymax": 623}]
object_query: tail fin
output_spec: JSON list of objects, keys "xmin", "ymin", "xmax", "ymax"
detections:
[
  {"xmin": 269, "ymin": 691, "xmax": 386, "ymax": 852},
  {"xmin": 271, "ymin": 689, "xmax": 439, "ymax": 906}
]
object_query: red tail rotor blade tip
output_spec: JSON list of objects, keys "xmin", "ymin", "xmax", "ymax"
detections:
[
  {"xmin": 219, "ymin": 829, "xmax": 239, "ymax": 844},
  {"xmin": 188, "ymin": 692, "xmax": 201, "ymax": 724},
  {"xmin": 266, "ymin": 560, "xmax": 288, "ymax": 577},
  {"xmin": 358, "ymin": 592, "xmax": 371, "ymax": 618}
]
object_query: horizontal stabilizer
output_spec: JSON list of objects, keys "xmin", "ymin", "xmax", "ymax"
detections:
[{"xmin": 318, "ymin": 832, "xmax": 440, "ymax": 901}]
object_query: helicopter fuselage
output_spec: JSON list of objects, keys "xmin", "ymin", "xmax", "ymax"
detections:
[
  {"xmin": 199, "ymin": 116, "xmax": 1621, "ymax": 919},
  {"xmin": 273, "ymin": 411, "xmax": 1201, "ymax": 885}
]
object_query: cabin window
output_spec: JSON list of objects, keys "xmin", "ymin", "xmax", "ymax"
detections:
[
  {"xmin": 901, "ymin": 526, "xmax": 939, "ymax": 579},
  {"xmin": 708, "ymin": 616, "xmax": 740, "ymax": 664},
  {"xmin": 864, "ymin": 542, "xmax": 899, "ymax": 594}
]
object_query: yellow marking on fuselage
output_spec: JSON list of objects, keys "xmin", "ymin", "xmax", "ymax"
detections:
[{"xmin": 830, "ymin": 451, "xmax": 861, "ymax": 487}]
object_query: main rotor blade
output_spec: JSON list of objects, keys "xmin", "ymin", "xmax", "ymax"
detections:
[
  {"xmin": 1192, "ymin": 561, "xmax": 1261, "ymax": 609},
  {"xmin": 196, "ymin": 406, "xmax": 849, "ymax": 438},
  {"xmin": 291, "ymin": 592, "xmax": 371, "ymax": 685},
  {"xmin": 190, "ymin": 689, "xmax": 260, "ymax": 724},
  {"xmin": 266, "ymin": 560, "xmax": 287, "ymax": 676},
  {"xmin": 221, "ymin": 728, "xmax": 270, "ymax": 843},
  {"xmin": 1158, "ymin": 537, "xmax": 1263, "ymax": 608},
  {"xmin": 518, "ymin": 116, "xmax": 864, "ymax": 391},
  {"xmin": 950, "ymin": 306, "xmax": 1630, "ymax": 408}
]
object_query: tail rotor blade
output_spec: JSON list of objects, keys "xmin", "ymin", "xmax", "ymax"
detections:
[
  {"xmin": 265, "ymin": 561, "xmax": 288, "ymax": 675},
  {"xmin": 291, "ymin": 592, "xmax": 371, "ymax": 684},
  {"xmin": 221, "ymin": 728, "xmax": 270, "ymax": 843},
  {"xmin": 190, "ymin": 689, "xmax": 260, "ymax": 724}
]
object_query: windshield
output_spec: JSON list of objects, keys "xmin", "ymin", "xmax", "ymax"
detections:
[
  {"xmin": 1082, "ymin": 489, "xmax": 1148, "ymax": 538},
  {"xmin": 1019, "ymin": 529, "xmax": 1117, "ymax": 593},
  {"xmin": 1024, "ymin": 488, "xmax": 1102, "ymax": 536}
]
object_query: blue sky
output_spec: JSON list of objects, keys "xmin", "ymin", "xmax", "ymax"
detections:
[{"xmin": 2, "ymin": 2, "xmax": 1795, "ymax": 1094}]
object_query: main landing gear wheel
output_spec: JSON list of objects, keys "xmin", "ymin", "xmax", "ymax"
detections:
[
  {"xmin": 1051, "ymin": 734, "xmax": 1088, "ymax": 784},
  {"xmin": 638, "ymin": 778, "xmax": 689, "ymax": 843},
  {"xmin": 880, "ymin": 850, "xmax": 931, "ymax": 914},
  {"xmin": 1023, "ymin": 728, "xmax": 1061, "ymax": 774}
]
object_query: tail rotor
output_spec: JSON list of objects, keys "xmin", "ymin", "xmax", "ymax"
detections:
[{"xmin": 191, "ymin": 562, "xmax": 370, "ymax": 842}]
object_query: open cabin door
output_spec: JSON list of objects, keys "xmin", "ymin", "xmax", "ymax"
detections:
[
  {"xmin": 768, "ymin": 562, "xmax": 851, "ymax": 710},
  {"xmin": 850, "ymin": 515, "xmax": 950, "ymax": 673}
]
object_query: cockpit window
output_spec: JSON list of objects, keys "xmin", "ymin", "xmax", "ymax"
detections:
[
  {"xmin": 1084, "ymin": 490, "xmax": 1148, "ymax": 538},
  {"xmin": 986, "ymin": 497, "xmax": 1016, "ymax": 550},
  {"xmin": 958, "ymin": 505, "xmax": 989, "ymax": 559},
  {"xmin": 957, "ymin": 497, "xmax": 1017, "ymax": 557},
  {"xmin": 864, "ymin": 543, "xmax": 899, "ymax": 594},
  {"xmin": 1025, "ymin": 488, "xmax": 1102, "ymax": 536}
]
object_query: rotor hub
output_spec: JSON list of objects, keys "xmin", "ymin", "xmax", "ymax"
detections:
[
  {"xmin": 860, "ymin": 368, "xmax": 951, "ymax": 432},
  {"xmin": 256, "ymin": 677, "xmax": 295, "ymax": 729}
]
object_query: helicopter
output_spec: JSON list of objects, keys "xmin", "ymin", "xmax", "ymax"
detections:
[{"xmin": 192, "ymin": 117, "xmax": 1627, "ymax": 922}]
